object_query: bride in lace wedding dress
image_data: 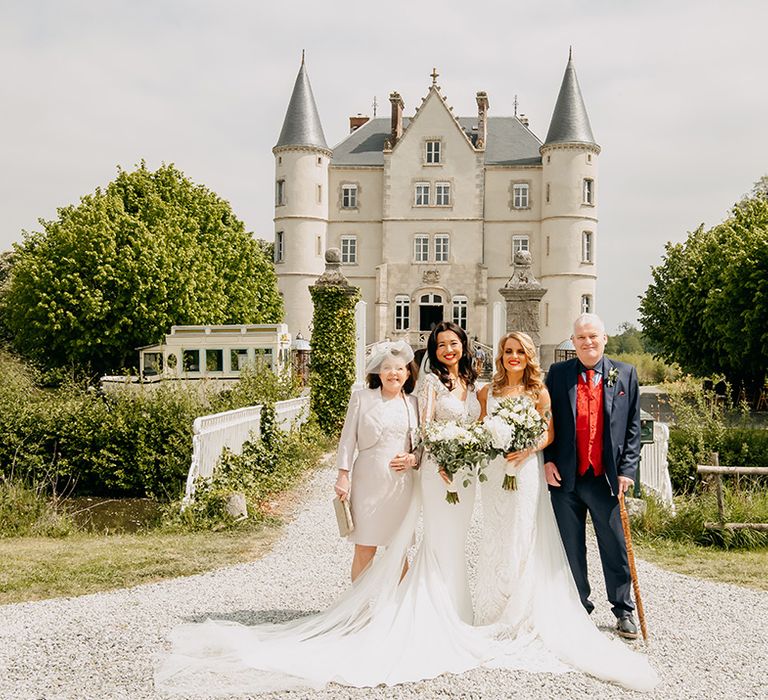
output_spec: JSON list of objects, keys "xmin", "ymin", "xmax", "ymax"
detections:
[{"xmin": 475, "ymin": 332, "xmax": 658, "ymax": 690}]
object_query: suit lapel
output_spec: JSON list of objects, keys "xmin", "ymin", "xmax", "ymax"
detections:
[
  {"xmin": 567, "ymin": 359, "xmax": 578, "ymax": 421},
  {"xmin": 602, "ymin": 356, "xmax": 615, "ymax": 418}
]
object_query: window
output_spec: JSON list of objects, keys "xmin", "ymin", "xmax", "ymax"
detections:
[
  {"xmin": 316, "ymin": 235, "xmax": 322, "ymax": 256},
  {"xmin": 581, "ymin": 294, "xmax": 593, "ymax": 314},
  {"xmin": 341, "ymin": 235, "xmax": 357, "ymax": 264},
  {"xmin": 587, "ymin": 153, "xmax": 592, "ymax": 164},
  {"xmin": 341, "ymin": 184, "xmax": 357, "ymax": 208},
  {"xmin": 513, "ymin": 183, "xmax": 529, "ymax": 209},
  {"xmin": 452, "ymin": 296, "xmax": 468, "ymax": 329},
  {"xmin": 275, "ymin": 179, "xmax": 285, "ymax": 206},
  {"xmin": 414, "ymin": 234, "xmax": 429, "ymax": 262},
  {"xmin": 182, "ymin": 349, "xmax": 200, "ymax": 372},
  {"xmin": 582, "ymin": 231, "xmax": 593, "ymax": 263},
  {"xmin": 415, "ymin": 183, "xmax": 430, "ymax": 206},
  {"xmin": 546, "ymin": 235, "xmax": 551, "ymax": 256},
  {"xmin": 425, "ymin": 140, "xmax": 441, "ymax": 164},
  {"xmin": 435, "ymin": 233, "xmax": 449, "ymax": 262},
  {"xmin": 395, "ymin": 295, "xmax": 410, "ymax": 330},
  {"xmin": 230, "ymin": 349, "xmax": 249, "ymax": 372},
  {"xmin": 546, "ymin": 183, "xmax": 551, "ymax": 203},
  {"xmin": 275, "ymin": 231, "xmax": 284, "ymax": 263},
  {"xmin": 206, "ymin": 349, "xmax": 224, "ymax": 372},
  {"xmin": 316, "ymin": 184, "xmax": 322, "ymax": 203},
  {"xmin": 317, "ymin": 156, "xmax": 322, "ymax": 165},
  {"xmin": 435, "ymin": 182, "xmax": 451, "ymax": 206},
  {"xmin": 583, "ymin": 178, "xmax": 594, "ymax": 205},
  {"xmin": 254, "ymin": 348, "xmax": 273, "ymax": 368},
  {"xmin": 545, "ymin": 302, "xmax": 550, "ymax": 327},
  {"xmin": 143, "ymin": 352, "xmax": 163, "ymax": 376},
  {"xmin": 512, "ymin": 235, "xmax": 529, "ymax": 254}
]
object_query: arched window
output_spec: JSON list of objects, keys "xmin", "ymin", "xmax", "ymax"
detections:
[{"xmin": 452, "ymin": 295, "xmax": 468, "ymax": 329}]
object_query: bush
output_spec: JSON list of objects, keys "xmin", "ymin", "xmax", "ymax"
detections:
[
  {"xmin": 611, "ymin": 352, "xmax": 680, "ymax": 385},
  {"xmin": 634, "ymin": 489, "xmax": 768, "ymax": 550},
  {"xmin": 0, "ymin": 477, "xmax": 75, "ymax": 538},
  {"xmin": 309, "ymin": 284, "xmax": 359, "ymax": 435},
  {"xmin": 167, "ymin": 416, "xmax": 330, "ymax": 531},
  {"xmin": 665, "ymin": 378, "xmax": 768, "ymax": 493},
  {"xmin": 0, "ymin": 348, "xmax": 307, "ymax": 500}
]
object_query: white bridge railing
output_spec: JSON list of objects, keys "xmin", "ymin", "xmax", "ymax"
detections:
[
  {"xmin": 183, "ymin": 395, "xmax": 310, "ymax": 502},
  {"xmin": 639, "ymin": 422, "xmax": 674, "ymax": 507}
]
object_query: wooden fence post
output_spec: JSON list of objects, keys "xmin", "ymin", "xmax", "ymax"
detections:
[{"xmin": 710, "ymin": 452, "xmax": 725, "ymax": 525}]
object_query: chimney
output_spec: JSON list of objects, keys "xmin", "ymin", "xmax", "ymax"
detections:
[
  {"xmin": 518, "ymin": 113, "xmax": 530, "ymax": 128},
  {"xmin": 476, "ymin": 91, "xmax": 489, "ymax": 149},
  {"xmin": 389, "ymin": 91, "xmax": 404, "ymax": 145},
  {"xmin": 349, "ymin": 114, "xmax": 370, "ymax": 133}
]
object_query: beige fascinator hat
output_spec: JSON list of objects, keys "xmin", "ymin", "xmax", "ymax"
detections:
[{"xmin": 365, "ymin": 340, "xmax": 415, "ymax": 374}]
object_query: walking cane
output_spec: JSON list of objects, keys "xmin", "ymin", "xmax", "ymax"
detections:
[{"xmin": 618, "ymin": 490, "xmax": 649, "ymax": 643}]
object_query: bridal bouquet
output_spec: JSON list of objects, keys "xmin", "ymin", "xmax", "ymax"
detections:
[
  {"xmin": 420, "ymin": 420, "xmax": 490, "ymax": 503},
  {"xmin": 483, "ymin": 395, "xmax": 548, "ymax": 491}
]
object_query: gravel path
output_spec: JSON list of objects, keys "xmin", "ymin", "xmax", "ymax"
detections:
[{"xmin": 2, "ymin": 459, "xmax": 767, "ymax": 700}]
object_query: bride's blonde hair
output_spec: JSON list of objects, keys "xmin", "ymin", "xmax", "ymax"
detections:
[{"xmin": 491, "ymin": 331, "xmax": 544, "ymax": 398}]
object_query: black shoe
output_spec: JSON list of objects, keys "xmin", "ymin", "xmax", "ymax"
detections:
[{"xmin": 616, "ymin": 614, "xmax": 639, "ymax": 640}]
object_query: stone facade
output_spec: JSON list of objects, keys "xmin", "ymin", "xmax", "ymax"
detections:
[{"xmin": 273, "ymin": 55, "xmax": 599, "ymax": 367}]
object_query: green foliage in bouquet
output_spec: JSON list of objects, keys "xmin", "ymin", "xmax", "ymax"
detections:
[{"xmin": 420, "ymin": 421, "xmax": 491, "ymax": 503}]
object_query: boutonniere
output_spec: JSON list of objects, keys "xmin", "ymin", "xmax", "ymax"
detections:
[{"xmin": 606, "ymin": 367, "xmax": 619, "ymax": 387}]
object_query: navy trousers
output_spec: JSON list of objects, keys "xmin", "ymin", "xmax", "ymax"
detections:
[{"xmin": 550, "ymin": 469, "xmax": 634, "ymax": 618}]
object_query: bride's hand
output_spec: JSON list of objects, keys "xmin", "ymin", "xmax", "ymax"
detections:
[
  {"xmin": 504, "ymin": 449, "xmax": 531, "ymax": 465},
  {"xmin": 438, "ymin": 468, "xmax": 452, "ymax": 485}
]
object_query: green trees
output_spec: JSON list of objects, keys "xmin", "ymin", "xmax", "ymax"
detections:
[
  {"xmin": 639, "ymin": 185, "xmax": 768, "ymax": 391},
  {"xmin": 3, "ymin": 163, "xmax": 282, "ymax": 376}
]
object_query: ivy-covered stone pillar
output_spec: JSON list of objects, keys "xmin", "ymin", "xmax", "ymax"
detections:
[{"xmin": 309, "ymin": 248, "xmax": 361, "ymax": 434}]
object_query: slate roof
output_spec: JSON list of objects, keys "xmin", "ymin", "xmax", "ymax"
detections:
[
  {"xmin": 275, "ymin": 61, "xmax": 329, "ymax": 151},
  {"xmin": 543, "ymin": 54, "xmax": 597, "ymax": 147},
  {"xmin": 330, "ymin": 116, "xmax": 543, "ymax": 167}
]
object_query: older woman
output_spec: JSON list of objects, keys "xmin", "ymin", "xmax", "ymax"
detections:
[{"xmin": 334, "ymin": 340, "xmax": 419, "ymax": 580}]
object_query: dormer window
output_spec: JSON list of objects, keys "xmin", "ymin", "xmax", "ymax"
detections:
[{"xmin": 425, "ymin": 140, "xmax": 441, "ymax": 164}]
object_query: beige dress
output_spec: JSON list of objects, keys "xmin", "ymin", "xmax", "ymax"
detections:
[{"xmin": 336, "ymin": 388, "xmax": 418, "ymax": 546}]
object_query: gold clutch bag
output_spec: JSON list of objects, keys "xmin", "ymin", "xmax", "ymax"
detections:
[{"xmin": 333, "ymin": 496, "xmax": 354, "ymax": 537}]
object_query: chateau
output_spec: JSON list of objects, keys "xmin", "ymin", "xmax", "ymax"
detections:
[{"xmin": 273, "ymin": 52, "xmax": 599, "ymax": 366}]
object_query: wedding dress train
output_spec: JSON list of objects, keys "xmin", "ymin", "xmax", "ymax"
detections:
[
  {"xmin": 155, "ymin": 383, "xmax": 658, "ymax": 695},
  {"xmin": 476, "ymin": 391, "xmax": 659, "ymax": 690},
  {"xmin": 155, "ymin": 376, "xmax": 492, "ymax": 694}
]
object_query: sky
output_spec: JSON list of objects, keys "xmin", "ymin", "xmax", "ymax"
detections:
[{"xmin": 1, "ymin": 0, "xmax": 766, "ymax": 334}]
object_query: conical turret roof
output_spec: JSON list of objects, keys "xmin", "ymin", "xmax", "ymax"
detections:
[
  {"xmin": 544, "ymin": 51, "xmax": 597, "ymax": 147},
  {"xmin": 275, "ymin": 56, "xmax": 328, "ymax": 151}
]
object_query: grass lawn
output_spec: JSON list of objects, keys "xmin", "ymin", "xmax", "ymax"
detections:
[
  {"xmin": 0, "ymin": 526, "xmax": 280, "ymax": 605},
  {"xmin": 635, "ymin": 537, "xmax": 768, "ymax": 591}
]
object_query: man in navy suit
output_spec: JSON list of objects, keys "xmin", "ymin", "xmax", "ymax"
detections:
[{"xmin": 543, "ymin": 313, "xmax": 641, "ymax": 639}]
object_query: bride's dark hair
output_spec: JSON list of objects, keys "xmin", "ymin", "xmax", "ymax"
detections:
[{"xmin": 426, "ymin": 321, "xmax": 477, "ymax": 391}]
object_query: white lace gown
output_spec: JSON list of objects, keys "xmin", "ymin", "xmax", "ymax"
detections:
[
  {"xmin": 155, "ymin": 380, "xmax": 658, "ymax": 695},
  {"xmin": 476, "ymin": 391, "xmax": 660, "ymax": 690}
]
